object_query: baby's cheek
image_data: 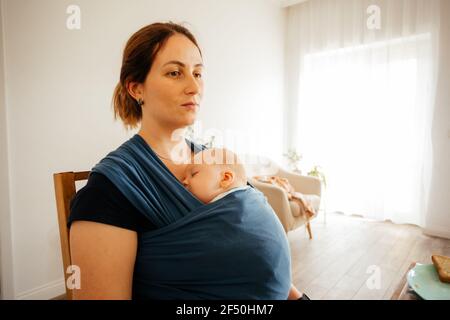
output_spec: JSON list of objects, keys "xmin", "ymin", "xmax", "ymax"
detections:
[{"xmin": 190, "ymin": 178, "xmax": 202, "ymax": 191}]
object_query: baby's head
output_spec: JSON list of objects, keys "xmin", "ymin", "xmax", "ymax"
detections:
[{"xmin": 183, "ymin": 148, "xmax": 247, "ymax": 203}]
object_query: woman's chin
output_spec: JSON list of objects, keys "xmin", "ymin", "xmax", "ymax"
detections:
[
  {"xmin": 169, "ymin": 111, "xmax": 197, "ymax": 129},
  {"xmin": 181, "ymin": 115, "xmax": 197, "ymax": 127}
]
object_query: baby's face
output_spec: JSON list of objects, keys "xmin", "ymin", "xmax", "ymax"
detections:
[{"xmin": 183, "ymin": 162, "xmax": 222, "ymax": 203}]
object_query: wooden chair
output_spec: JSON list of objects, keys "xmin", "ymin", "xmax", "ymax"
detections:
[{"xmin": 53, "ymin": 171, "xmax": 90, "ymax": 300}]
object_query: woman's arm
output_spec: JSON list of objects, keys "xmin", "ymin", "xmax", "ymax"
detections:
[{"xmin": 69, "ymin": 221, "xmax": 138, "ymax": 299}]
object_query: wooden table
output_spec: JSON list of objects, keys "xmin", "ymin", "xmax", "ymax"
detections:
[{"xmin": 391, "ymin": 262, "xmax": 422, "ymax": 300}]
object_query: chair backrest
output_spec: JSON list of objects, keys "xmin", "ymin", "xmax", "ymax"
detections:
[{"xmin": 53, "ymin": 171, "xmax": 90, "ymax": 300}]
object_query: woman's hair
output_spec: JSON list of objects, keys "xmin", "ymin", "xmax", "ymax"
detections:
[{"xmin": 113, "ymin": 22, "xmax": 202, "ymax": 130}]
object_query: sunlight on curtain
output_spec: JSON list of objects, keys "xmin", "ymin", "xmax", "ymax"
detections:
[
  {"xmin": 287, "ymin": 0, "xmax": 441, "ymax": 226},
  {"xmin": 298, "ymin": 34, "xmax": 431, "ymax": 225}
]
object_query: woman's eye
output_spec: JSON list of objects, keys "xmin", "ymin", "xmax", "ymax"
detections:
[
  {"xmin": 192, "ymin": 171, "xmax": 198, "ymax": 176},
  {"xmin": 168, "ymin": 71, "xmax": 181, "ymax": 77},
  {"xmin": 167, "ymin": 71, "xmax": 202, "ymax": 79}
]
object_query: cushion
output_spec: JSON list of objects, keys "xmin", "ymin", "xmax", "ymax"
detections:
[{"xmin": 289, "ymin": 194, "xmax": 321, "ymax": 218}]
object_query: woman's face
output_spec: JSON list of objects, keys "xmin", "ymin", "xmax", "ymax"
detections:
[{"xmin": 139, "ymin": 34, "xmax": 204, "ymax": 130}]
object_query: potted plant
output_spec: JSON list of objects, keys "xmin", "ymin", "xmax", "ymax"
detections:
[
  {"xmin": 283, "ymin": 149, "xmax": 303, "ymax": 174},
  {"xmin": 307, "ymin": 165, "xmax": 327, "ymax": 188}
]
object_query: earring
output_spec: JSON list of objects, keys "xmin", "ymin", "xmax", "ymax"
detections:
[{"xmin": 137, "ymin": 98, "xmax": 144, "ymax": 107}]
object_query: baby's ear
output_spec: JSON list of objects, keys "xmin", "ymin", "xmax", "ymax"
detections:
[{"xmin": 220, "ymin": 170, "xmax": 235, "ymax": 188}]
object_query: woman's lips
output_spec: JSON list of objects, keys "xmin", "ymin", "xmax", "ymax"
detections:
[{"xmin": 181, "ymin": 103, "xmax": 198, "ymax": 110}]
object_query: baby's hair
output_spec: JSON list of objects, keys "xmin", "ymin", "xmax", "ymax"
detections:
[{"xmin": 198, "ymin": 148, "xmax": 247, "ymax": 185}]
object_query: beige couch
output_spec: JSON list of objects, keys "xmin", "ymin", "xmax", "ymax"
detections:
[{"xmin": 243, "ymin": 156, "xmax": 322, "ymax": 239}]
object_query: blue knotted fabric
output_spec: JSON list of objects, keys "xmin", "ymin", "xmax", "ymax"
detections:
[{"xmin": 91, "ymin": 134, "xmax": 291, "ymax": 299}]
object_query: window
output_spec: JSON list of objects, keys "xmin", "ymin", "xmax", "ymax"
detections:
[{"xmin": 296, "ymin": 34, "xmax": 432, "ymax": 224}]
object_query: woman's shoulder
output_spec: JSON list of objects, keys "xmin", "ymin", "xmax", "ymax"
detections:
[
  {"xmin": 71, "ymin": 172, "xmax": 120, "ymax": 204},
  {"xmin": 68, "ymin": 172, "xmax": 156, "ymax": 232}
]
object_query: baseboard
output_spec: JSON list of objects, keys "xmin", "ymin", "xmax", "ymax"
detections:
[
  {"xmin": 15, "ymin": 278, "xmax": 66, "ymax": 300},
  {"xmin": 423, "ymin": 227, "xmax": 450, "ymax": 240}
]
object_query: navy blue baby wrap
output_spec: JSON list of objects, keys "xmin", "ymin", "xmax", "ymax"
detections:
[{"xmin": 91, "ymin": 134, "xmax": 291, "ymax": 299}]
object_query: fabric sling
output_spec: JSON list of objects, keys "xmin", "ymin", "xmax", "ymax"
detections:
[{"xmin": 91, "ymin": 134, "xmax": 291, "ymax": 299}]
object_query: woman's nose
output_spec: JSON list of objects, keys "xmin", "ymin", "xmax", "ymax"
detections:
[{"xmin": 184, "ymin": 74, "xmax": 202, "ymax": 95}]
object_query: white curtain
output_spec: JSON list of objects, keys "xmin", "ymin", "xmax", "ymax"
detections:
[{"xmin": 286, "ymin": 0, "xmax": 442, "ymax": 226}]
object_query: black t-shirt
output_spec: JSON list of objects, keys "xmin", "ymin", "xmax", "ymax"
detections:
[{"xmin": 68, "ymin": 172, "xmax": 157, "ymax": 232}]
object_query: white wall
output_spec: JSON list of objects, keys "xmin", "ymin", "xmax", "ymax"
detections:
[
  {"xmin": 0, "ymin": 0, "xmax": 14, "ymax": 300},
  {"xmin": 0, "ymin": 0, "xmax": 286, "ymax": 299},
  {"xmin": 424, "ymin": 0, "xmax": 450, "ymax": 239}
]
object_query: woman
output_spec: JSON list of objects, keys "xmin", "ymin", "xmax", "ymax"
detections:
[{"xmin": 69, "ymin": 22, "xmax": 307, "ymax": 300}]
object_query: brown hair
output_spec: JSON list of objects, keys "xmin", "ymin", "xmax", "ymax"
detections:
[{"xmin": 113, "ymin": 22, "xmax": 202, "ymax": 130}]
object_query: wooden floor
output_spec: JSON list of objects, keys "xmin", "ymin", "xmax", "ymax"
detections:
[{"xmin": 289, "ymin": 212, "xmax": 450, "ymax": 300}]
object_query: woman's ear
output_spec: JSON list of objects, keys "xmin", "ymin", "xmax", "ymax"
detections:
[
  {"xmin": 126, "ymin": 81, "xmax": 144, "ymax": 101},
  {"xmin": 220, "ymin": 170, "xmax": 235, "ymax": 189}
]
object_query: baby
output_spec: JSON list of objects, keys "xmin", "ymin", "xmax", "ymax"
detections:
[
  {"xmin": 183, "ymin": 147, "xmax": 306, "ymax": 299},
  {"xmin": 183, "ymin": 148, "xmax": 250, "ymax": 203}
]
